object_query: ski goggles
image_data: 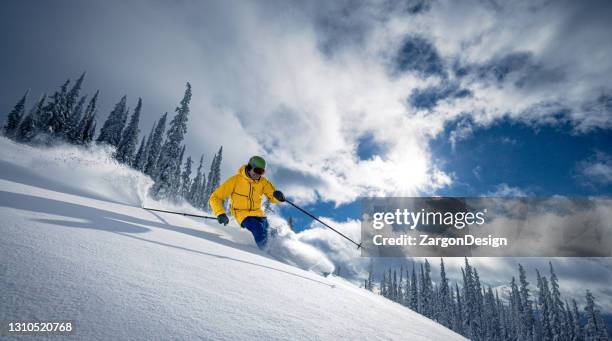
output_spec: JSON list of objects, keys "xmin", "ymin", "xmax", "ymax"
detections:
[{"xmin": 252, "ymin": 167, "xmax": 265, "ymax": 175}]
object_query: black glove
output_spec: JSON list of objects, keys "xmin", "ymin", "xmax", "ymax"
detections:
[
  {"xmin": 273, "ymin": 190, "xmax": 285, "ymax": 202},
  {"xmin": 217, "ymin": 213, "xmax": 229, "ymax": 226}
]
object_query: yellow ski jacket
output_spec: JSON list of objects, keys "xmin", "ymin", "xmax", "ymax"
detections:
[{"xmin": 209, "ymin": 164, "xmax": 281, "ymax": 225}]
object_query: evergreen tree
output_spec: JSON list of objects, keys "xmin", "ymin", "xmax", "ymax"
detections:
[
  {"xmin": 116, "ymin": 98, "xmax": 142, "ymax": 164},
  {"xmin": 97, "ymin": 95, "xmax": 128, "ymax": 147},
  {"xmin": 133, "ymin": 135, "xmax": 147, "ymax": 169},
  {"xmin": 135, "ymin": 123, "xmax": 155, "ymax": 172},
  {"xmin": 509, "ymin": 276, "xmax": 522, "ymax": 340},
  {"xmin": 404, "ymin": 267, "xmax": 411, "ymax": 306},
  {"xmin": 65, "ymin": 72, "xmax": 86, "ymax": 117},
  {"xmin": 169, "ymin": 145, "xmax": 186, "ymax": 198},
  {"xmin": 76, "ymin": 90, "xmax": 99, "ymax": 144},
  {"xmin": 572, "ymin": 299, "xmax": 584, "ymax": 341},
  {"xmin": 565, "ymin": 300, "xmax": 576, "ymax": 341},
  {"xmin": 548, "ymin": 262, "xmax": 566, "ymax": 341},
  {"xmin": 439, "ymin": 258, "xmax": 451, "ymax": 327},
  {"xmin": 188, "ymin": 154, "xmax": 205, "ymax": 207},
  {"xmin": 4, "ymin": 89, "xmax": 29, "ymax": 139},
  {"xmin": 204, "ymin": 146, "xmax": 223, "ymax": 211},
  {"xmin": 454, "ymin": 282, "xmax": 464, "ymax": 334},
  {"xmin": 472, "ymin": 268, "xmax": 484, "ymax": 340},
  {"xmin": 180, "ymin": 155, "xmax": 193, "ymax": 198},
  {"xmin": 365, "ymin": 259, "xmax": 374, "ymax": 292},
  {"xmin": 46, "ymin": 79, "xmax": 71, "ymax": 136},
  {"xmin": 583, "ymin": 290, "xmax": 608, "ymax": 341},
  {"xmin": 82, "ymin": 113, "xmax": 97, "ymax": 144},
  {"xmin": 398, "ymin": 266, "xmax": 404, "ymax": 305},
  {"xmin": 62, "ymin": 72, "xmax": 86, "ymax": 139},
  {"xmin": 66, "ymin": 95, "xmax": 87, "ymax": 141},
  {"xmin": 381, "ymin": 271, "xmax": 387, "ymax": 297},
  {"xmin": 410, "ymin": 264, "xmax": 418, "ymax": 312},
  {"xmin": 518, "ymin": 264, "xmax": 534, "ymax": 340},
  {"xmin": 144, "ymin": 113, "xmax": 167, "ymax": 176},
  {"xmin": 483, "ymin": 286, "xmax": 501, "ymax": 340},
  {"xmin": 392, "ymin": 268, "xmax": 398, "ymax": 302},
  {"xmin": 537, "ymin": 269, "xmax": 553, "ymax": 340},
  {"xmin": 150, "ymin": 83, "xmax": 191, "ymax": 199},
  {"xmin": 462, "ymin": 258, "xmax": 480, "ymax": 340},
  {"xmin": 16, "ymin": 93, "xmax": 46, "ymax": 142},
  {"xmin": 424, "ymin": 259, "xmax": 433, "ymax": 316}
]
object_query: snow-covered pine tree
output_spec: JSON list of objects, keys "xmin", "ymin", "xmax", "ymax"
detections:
[
  {"xmin": 365, "ymin": 259, "xmax": 374, "ymax": 292},
  {"xmin": 572, "ymin": 299, "xmax": 584, "ymax": 341},
  {"xmin": 144, "ymin": 113, "xmax": 167, "ymax": 177},
  {"xmin": 17, "ymin": 94, "xmax": 46, "ymax": 142},
  {"xmin": 65, "ymin": 72, "xmax": 86, "ymax": 118},
  {"xmin": 398, "ymin": 266, "xmax": 404, "ymax": 305},
  {"xmin": 133, "ymin": 135, "xmax": 147, "ymax": 170},
  {"xmin": 583, "ymin": 290, "xmax": 609, "ymax": 341},
  {"xmin": 509, "ymin": 276, "xmax": 522, "ymax": 340},
  {"xmin": 203, "ymin": 146, "xmax": 223, "ymax": 211},
  {"xmin": 454, "ymin": 282, "xmax": 463, "ymax": 334},
  {"xmin": 483, "ymin": 287, "xmax": 501, "ymax": 340},
  {"xmin": 63, "ymin": 72, "xmax": 86, "ymax": 139},
  {"xmin": 410, "ymin": 264, "xmax": 418, "ymax": 312},
  {"xmin": 439, "ymin": 258, "xmax": 452, "ymax": 327},
  {"xmin": 518, "ymin": 264, "xmax": 534, "ymax": 340},
  {"xmin": 66, "ymin": 95, "xmax": 87, "ymax": 142},
  {"xmin": 565, "ymin": 300, "xmax": 576, "ymax": 341},
  {"xmin": 537, "ymin": 269, "xmax": 553, "ymax": 340},
  {"xmin": 392, "ymin": 268, "xmax": 398, "ymax": 302},
  {"xmin": 150, "ymin": 83, "xmax": 191, "ymax": 200},
  {"xmin": 116, "ymin": 98, "xmax": 142, "ymax": 164},
  {"xmin": 134, "ymin": 123, "xmax": 155, "ymax": 171},
  {"xmin": 180, "ymin": 155, "xmax": 193, "ymax": 198},
  {"xmin": 472, "ymin": 268, "xmax": 484, "ymax": 340},
  {"xmin": 3, "ymin": 89, "xmax": 29, "ymax": 139},
  {"xmin": 403, "ymin": 267, "xmax": 411, "ymax": 306},
  {"xmin": 82, "ymin": 114, "xmax": 97, "ymax": 144},
  {"xmin": 96, "ymin": 95, "xmax": 128, "ymax": 147},
  {"xmin": 169, "ymin": 145, "xmax": 186, "ymax": 199},
  {"xmin": 420, "ymin": 262, "xmax": 433, "ymax": 317},
  {"xmin": 75, "ymin": 90, "xmax": 98, "ymax": 144},
  {"xmin": 380, "ymin": 271, "xmax": 387, "ymax": 297},
  {"xmin": 548, "ymin": 262, "xmax": 566, "ymax": 341},
  {"xmin": 46, "ymin": 79, "xmax": 71, "ymax": 137},
  {"xmin": 496, "ymin": 290, "xmax": 508, "ymax": 340},
  {"xmin": 462, "ymin": 258, "xmax": 482, "ymax": 340},
  {"xmin": 188, "ymin": 155, "xmax": 205, "ymax": 207}
]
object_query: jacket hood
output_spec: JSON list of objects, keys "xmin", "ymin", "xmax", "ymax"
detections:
[{"xmin": 237, "ymin": 164, "xmax": 264, "ymax": 182}]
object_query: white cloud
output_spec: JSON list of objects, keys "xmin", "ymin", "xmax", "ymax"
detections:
[
  {"xmin": 486, "ymin": 183, "xmax": 529, "ymax": 197},
  {"xmin": 578, "ymin": 151, "xmax": 612, "ymax": 185}
]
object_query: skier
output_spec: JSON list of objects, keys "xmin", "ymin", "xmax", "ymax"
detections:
[{"xmin": 209, "ymin": 156, "xmax": 285, "ymax": 250}]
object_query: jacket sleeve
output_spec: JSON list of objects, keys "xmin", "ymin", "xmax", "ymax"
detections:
[
  {"xmin": 209, "ymin": 176, "xmax": 235, "ymax": 216},
  {"xmin": 263, "ymin": 178, "xmax": 281, "ymax": 204}
]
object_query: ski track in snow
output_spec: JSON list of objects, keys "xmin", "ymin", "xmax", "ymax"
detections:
[{"xmin": 0, "ymin": 137, "xmax": 465, "ymax": 340}]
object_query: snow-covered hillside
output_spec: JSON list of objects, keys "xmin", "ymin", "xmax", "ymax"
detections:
[{"xmin": 0, "ymin": 137, "xmax": 464, "ymax": 340}]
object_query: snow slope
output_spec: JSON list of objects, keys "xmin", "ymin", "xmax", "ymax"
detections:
[{"xmin": 0, "ymin": 137, "xmax": 464, "ymax": 340}]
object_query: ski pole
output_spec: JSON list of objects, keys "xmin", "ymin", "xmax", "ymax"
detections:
[
  {"xmin": 285, "ymin": 199, "xmax": 362, "ymax": 249},
  {"xmin": 142, "ymin": 207, "xmax": 218, "ymax": 220}
]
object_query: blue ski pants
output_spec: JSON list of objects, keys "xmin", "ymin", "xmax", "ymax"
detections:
[{"xmin": 241, "ymin": 216, "xmax": 269, "ymax": 250}]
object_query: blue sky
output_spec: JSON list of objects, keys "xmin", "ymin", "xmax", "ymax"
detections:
[{"xmin": 280, "ymin": 118, "xmax": 612, "ymax": 231}]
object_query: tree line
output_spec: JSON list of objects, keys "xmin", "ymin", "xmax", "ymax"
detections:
[
  {"xmin": 365, "ymin": 258, "xmax": 609, "ymax": 340},
  {"xmin": 2, "ymin": 72, "xmax": 222, "ymax": 210}
]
